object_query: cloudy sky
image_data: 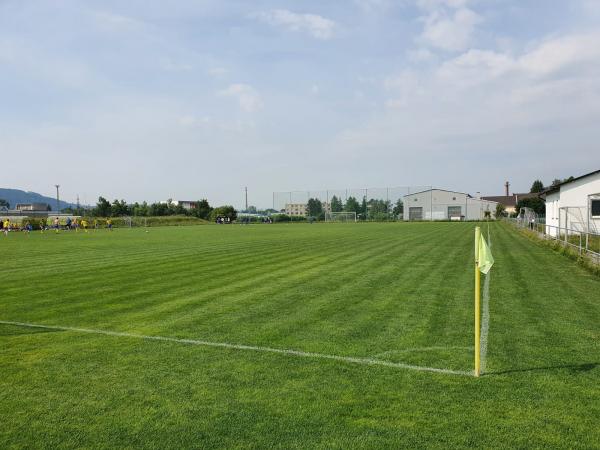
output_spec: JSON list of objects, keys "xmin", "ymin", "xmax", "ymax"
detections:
[{"xmin": 2, "ymin": 0, "xmax": 600, "ymax": 208}]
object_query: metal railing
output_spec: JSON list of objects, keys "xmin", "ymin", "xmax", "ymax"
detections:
[{"xmin": 508, "ymin": 218, "xmax": 600, "ymax": 263}]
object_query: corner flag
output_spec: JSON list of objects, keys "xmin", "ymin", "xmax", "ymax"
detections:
[
  {"xmin": 478, "ymin": 234, "xmax": 494, "ymax": 275},
  {"xmin": 474, "ymin": 226, "xmax": 494, "ymax": 377}
]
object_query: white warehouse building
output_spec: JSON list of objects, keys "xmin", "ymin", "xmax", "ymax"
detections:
[
  {"xmin": 404, "ymin": 189, "xmax": 499, "ymax": 221},
  {"xmin": 542, "ymin": 169, "xmax": 600, "ymax": 236}
]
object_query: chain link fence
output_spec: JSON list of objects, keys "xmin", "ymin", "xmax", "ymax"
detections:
[
  {"xmin": 273, "ymin": 186, "xmax": 432, "ymax": 221},
  {"xmin": 508, "ymin": 218, "xmax": 600, "ymax": 264},
  {"xmin": 273, "ymin": 186, "xmax": 498, "ymax": 221}
]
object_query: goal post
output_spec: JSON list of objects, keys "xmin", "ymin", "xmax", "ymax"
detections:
[{"xmin": 325, "ymin": 212, "xmax": 357, "ymax": 223}]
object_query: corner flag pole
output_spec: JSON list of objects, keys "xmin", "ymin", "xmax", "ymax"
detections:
[{"xmin": 474, "ymin": 227, "xmax": 481, "ymax": 377}]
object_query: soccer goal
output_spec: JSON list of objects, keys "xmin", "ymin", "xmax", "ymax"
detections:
[{"xmin": 325, "ymin": 212, "xmax": 357, "ymax": 223}]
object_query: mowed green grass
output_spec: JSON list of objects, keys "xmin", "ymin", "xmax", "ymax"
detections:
[{"xmin": 1, "ymin": 222, "xmax": 599, "ymax": 449}]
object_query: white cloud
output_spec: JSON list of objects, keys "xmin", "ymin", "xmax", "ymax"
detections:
[
  {"xmin": 218, "ymin": 83, "xmax": 263, "ymax": 112},
  {"xmin": 417, "ymin": 0, "xmax": 469, "ymax": 10},
  {"xmin": 346, "ymin": 29, "xmax": 600, "ymax": 191},
  {"xmin": 420, "ymin": 6, "xmax": 482, "ymax": 51},
  {"xmin": 160, "ymin": 57, "xmax": 193, "ymax": 72},
  {"xmin": 252, "ymin": 9, "xmax": 336, "ymax": 40},
  {"xmin": 208, "ymin": 67, "xmax": 229, "ymax": 77},
  {"xmin": 519, "ymin": 33, "xmax": 600, "ymax": 77},
  {"xmin": 435, "ymin": 32, "xmax": 600, "ymax": 86},
  {"xmin": 179, "ymin": 115, "xmax": 211, "ymax": 127},
  {"xmin": 354, "ymin": 0, "xmax": 392, "ymax": 13},
  {"xmin": 92, "ymin": 11, "xmax": 145, "ymax": 33}
]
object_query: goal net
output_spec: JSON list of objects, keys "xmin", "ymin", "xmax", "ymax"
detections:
[{"xmin": 325, "ymin": 212, "xmax": 357, "ymax": 223}]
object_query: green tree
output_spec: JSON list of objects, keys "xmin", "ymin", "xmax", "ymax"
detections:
[
  {"xmin": 495, "ymin": 203, "xmax": 506, "ymax": 218},
  {"xmin": 306, "ymin": 198, "xmax": 323, "ymax": 219},
  {"xmin": 530, "ymin": 180, "xmax": 545, "ymax": 193},
  {"xmin": 149, "ymin": 202, "xmax": 169, "ymax": 216},
  {"xmin": 551, "ymin": 176, "xmax": 574, "ymax": 187},
  {"xmin": 330, "ymin": 195, "xmax": 343, "ymax": 212},
  {"xmin": 94, "ymin": 196, "xmax": 111, "ymax": 217},
  {"xmin": 111, "ymin": 199, "xmax": 130, "ymax": 216},
  {"xmin": 368, "ymin": 199, "xmax": 389, "ymax": 216},
  {"xmin": 0, "ymin": 198, "xmax": 9, "ymax": 209},
  {"xmin": 393, "ymin": 199, "xmax": 404, "ymax": 217},
  {"xmin": 344, "ymin": 196, "xmax": 360, "ymax": 214},
  {"xmin": 210, "ymin": 205, "xmax": 237, "ymax": 221},
  {"xmin": 361, "ymin": 197, "xmax": 368, "ymax": 220},
  {"xmin": 516, "ymin": 197, "xmax": 545, "ymax": 215},
  {"xmin": 193, "ymin": 199, "xmax": 213, "ymax": 220},
  {"xmin": 133, "ymin": 201, "xmax": 149, "ymax": 217}
]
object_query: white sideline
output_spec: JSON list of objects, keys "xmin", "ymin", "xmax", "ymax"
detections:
[
  {"xmin": 375, "ymin": 346, "xmax": 473, "ymax": 358},
  {"xmin": 480, "ymin": 225, "xmax": 491, "ymax": 373},
  {"xmin": 0, "ymin": 320, "xmax": 471, "ymax": 377}
]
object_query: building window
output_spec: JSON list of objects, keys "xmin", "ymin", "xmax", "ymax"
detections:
[{"xmin": 592, "ymin": 199, "xmax": 600, "ymax": 218}]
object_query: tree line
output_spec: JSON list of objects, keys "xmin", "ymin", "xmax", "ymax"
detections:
[
  {"xmin": 63, "ymin": 197, "xmax": 237, "ymax": 221},
  {"xmin": 304, "ymin": 195, "xmax": 404, "ymax": 220},
  {"xmin": 512, "ymin": 177, "xmax": 574, "ymax": 216}
]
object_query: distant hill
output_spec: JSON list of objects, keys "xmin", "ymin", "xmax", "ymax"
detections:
[{"xmin": 0, "ymin": 188, "xmax": 75, "ymax": 210}]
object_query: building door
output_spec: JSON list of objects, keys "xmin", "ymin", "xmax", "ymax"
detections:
[
  {"xmin": 448, "ymin": 206, "xmax": 462, "ymax": 219},
  {"xmin": 409, "ymin": 207, "xmax": 423, "ymax": 220}
]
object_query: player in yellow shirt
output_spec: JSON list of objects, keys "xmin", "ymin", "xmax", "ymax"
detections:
[{"xmin": 81, "ymin": 219, "xmax": 89, "ymax": 233}]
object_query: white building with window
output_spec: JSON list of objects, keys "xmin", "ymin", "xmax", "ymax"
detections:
[
  {"xmin": 403, "ymin": 189, "xmax": 498, "ymax": 221},
  {"xmin": 542, "ymin": 169, "xmax": 600, "ymax": 235},
  {"xmin": 284, "ymin": 202, "xmax": 331, "ymax": 217}
]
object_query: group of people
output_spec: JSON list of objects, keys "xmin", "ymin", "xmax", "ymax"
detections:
[
  {"xmin": 1, "ymin": 217, "xmax": 114, "ymax": 235},
  {"xmin": 238, "ymin": 216, "xmax": 273, "ymax": 224}
]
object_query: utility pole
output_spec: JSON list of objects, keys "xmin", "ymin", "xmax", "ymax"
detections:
[
  {"xmin": 54, "ymin": 185, "xmax": 60, "ymax": 212},
  {"xmin": 245, "ymin": 186, "xmax": 248, "ymax": 211}
]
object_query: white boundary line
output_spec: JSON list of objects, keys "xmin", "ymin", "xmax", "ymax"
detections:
[
  {"xmin": 0, "ymin": 320, "xmax": 471, "ymax": 377},
  {"xmin": 375, "ymin": 346, "xmax": 473, "ymax": 358},
  {"xmin": 480, "ymin": 224, "xmax": 491, "ymax": 373}
]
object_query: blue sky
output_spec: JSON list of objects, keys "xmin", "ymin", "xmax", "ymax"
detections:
[{"xmin": 2, "ymin": 0, "xmax": 600, "ymax": 208}]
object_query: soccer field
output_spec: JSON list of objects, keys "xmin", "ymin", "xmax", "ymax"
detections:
[{"xmin": 1, "ymin": 222, "xmax": 599, "ymax": 448}]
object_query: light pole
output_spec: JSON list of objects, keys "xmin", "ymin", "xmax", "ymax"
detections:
[{"xmin": 54, "ymin": 185, "xmax": 60, "ymax": 212}]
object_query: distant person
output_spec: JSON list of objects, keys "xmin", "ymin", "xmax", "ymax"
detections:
[
  {"xmin": 94, "ymin": 219, "xmax": 98, "ymax": 230},
  {"xmin": 54, "ymin": 217, "xmax": 60, "ymax": 233},
  {"xmin": 107, "ymin": 218, "xmax": 113, "ymax": 231},
  {"xmin": 2, "ymin": 219, "xmax": 8, "ymax": 236},
  {"xmin": 73, "ymin": 218, "xmax": 79, "ymax": 232},
  {"xmin": 65, "ymin": 217, "xmax": 72, "ymax": 231},
  {"xmin": 40, "ymin": 218, "xmax": 47, "ymax": 233},
  {"xmin": 81, "ymin": 219, "xmax": 89, "ymax": 233}
]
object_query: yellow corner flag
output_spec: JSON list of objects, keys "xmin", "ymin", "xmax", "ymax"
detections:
[{"xmin": 478, "ymin": 234, "xmax": 494, "ymax": 275}]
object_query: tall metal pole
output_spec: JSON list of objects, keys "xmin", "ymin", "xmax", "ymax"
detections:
[
  {"xmin": 386, "ymin": 187, "xmax": 389, "ymax": 220},
  {"xmin": 364, "ymin": 188, "xmax": 368, "ymax": 221},
  {"xmin": 54, "ymin": 185, "xmax": 60, "ymax": 212}
]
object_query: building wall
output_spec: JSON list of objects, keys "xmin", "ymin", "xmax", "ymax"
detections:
[
  {"xmin": 284, "ymin": 202, "xmax": 331, "ymax": 217},
  {"xmin": 403, "ymin": 190, "xmax": 497, "ymax": 221},
  {"xmin": 545, "ymin": 172, "xmax": 600, "ymax": 236},
  {"xmin": 285, "ymin": 203, "xmax": 307, "ymax": 216}
]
